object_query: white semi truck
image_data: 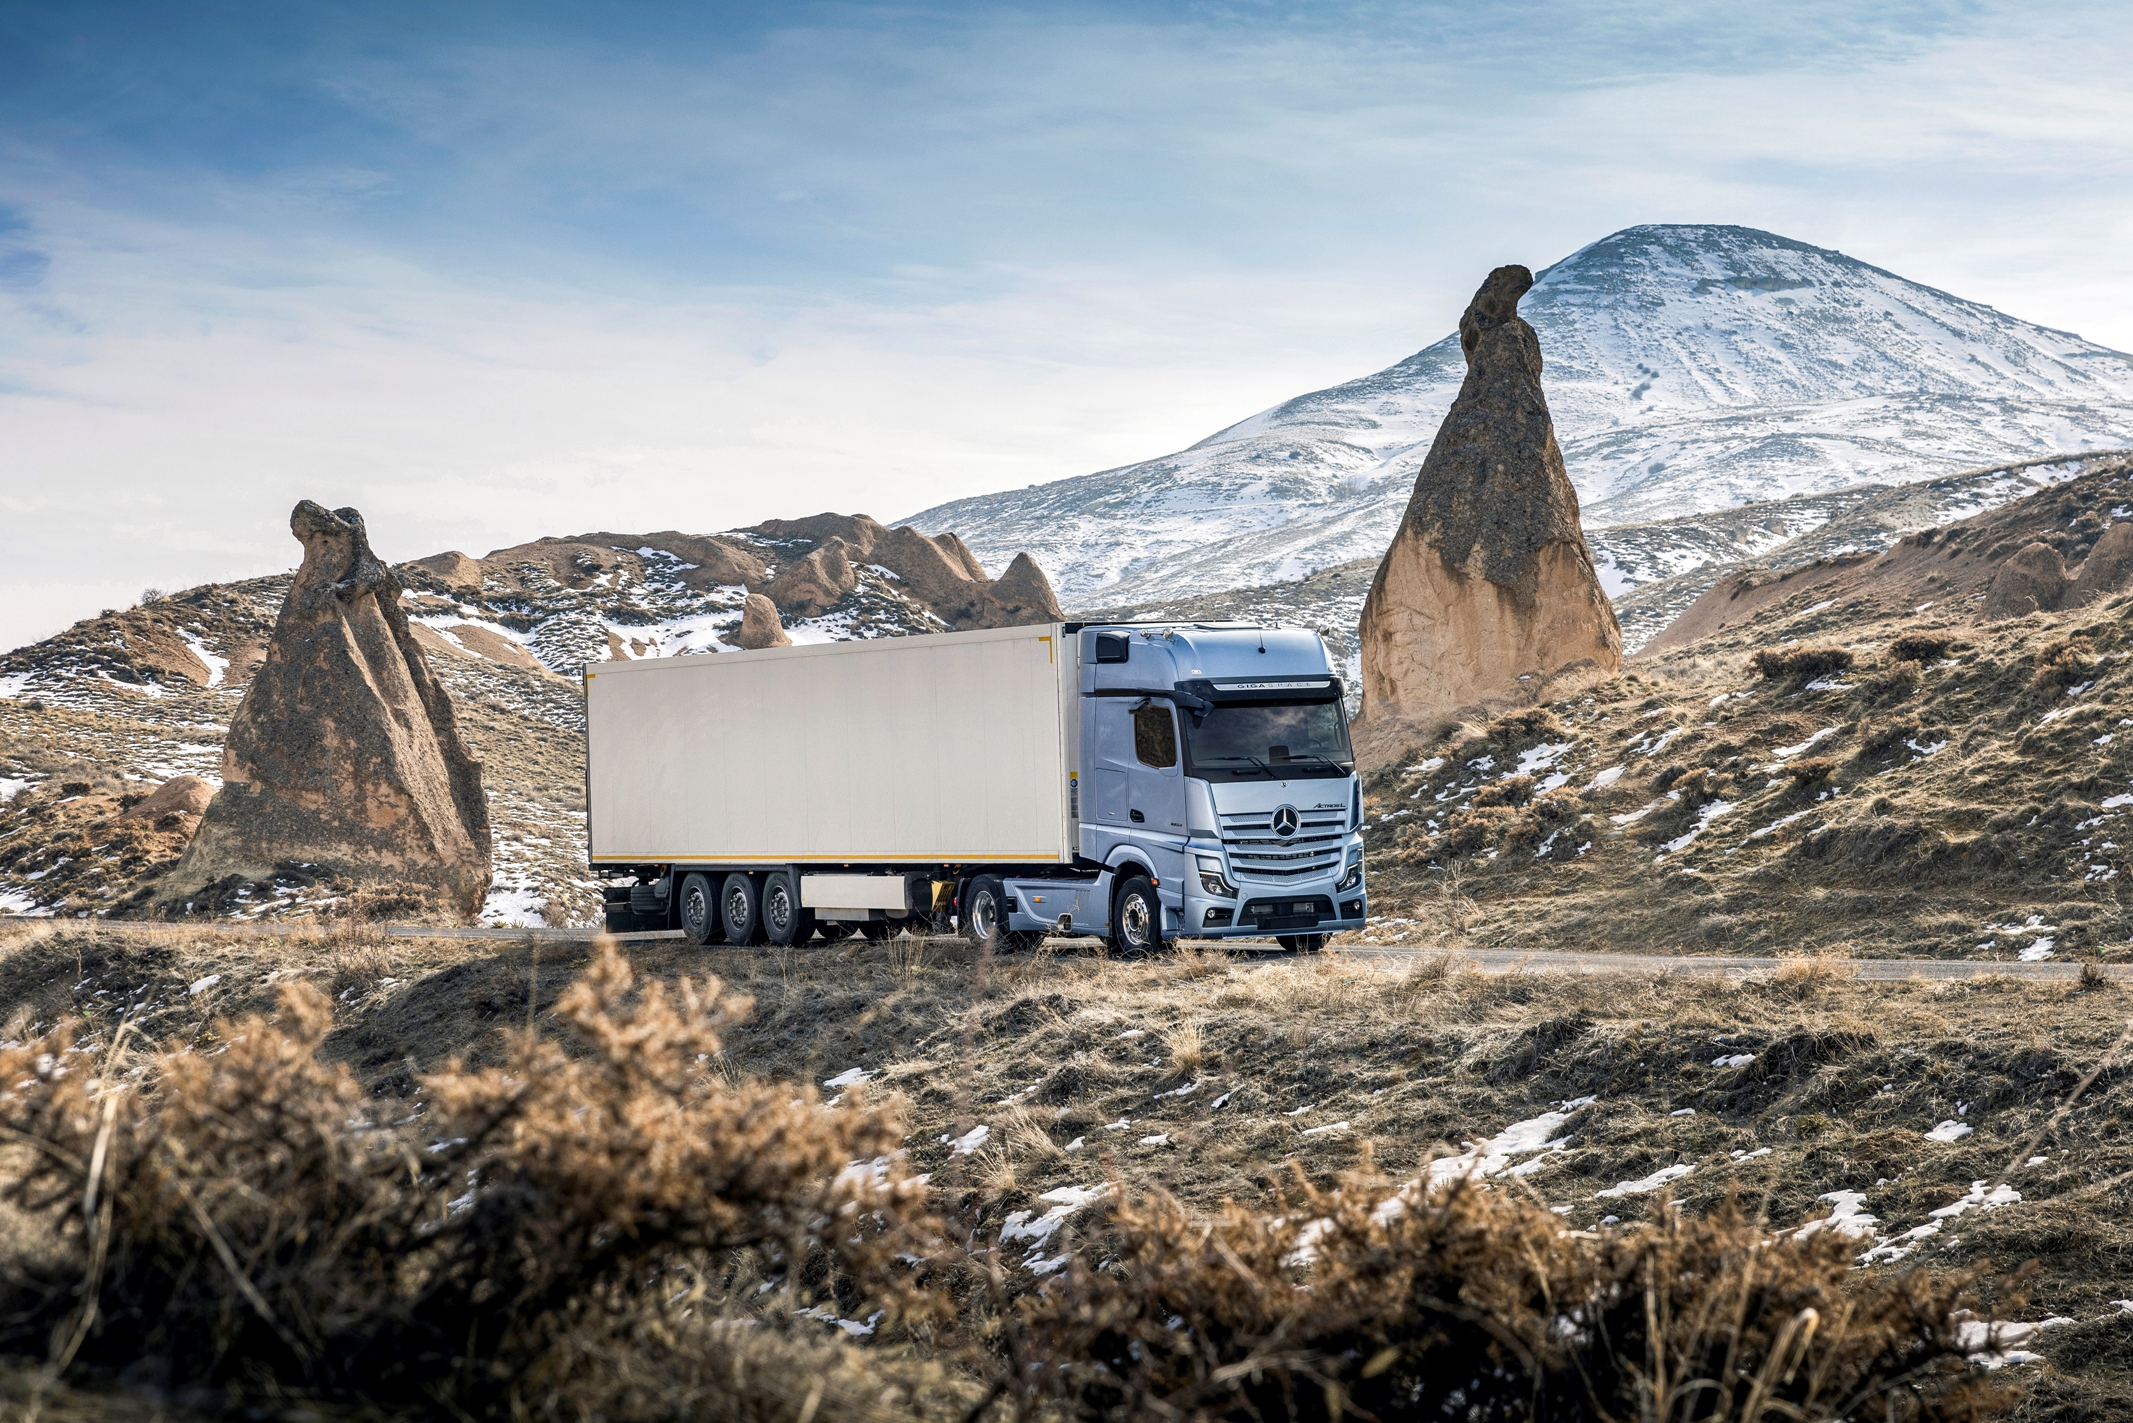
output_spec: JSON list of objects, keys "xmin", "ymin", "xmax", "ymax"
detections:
[{"xmin": 585, "ymin": 621, "xmax": 1365, "ymax": 953}]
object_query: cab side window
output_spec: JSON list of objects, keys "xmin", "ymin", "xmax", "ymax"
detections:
[{"xmin": 1133, "ymin": 701, "xmax": 1177, "ymax": 768}]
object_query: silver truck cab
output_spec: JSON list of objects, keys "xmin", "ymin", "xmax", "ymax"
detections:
[{"xmin": 1002, "ymin": 622, "xmax": 1365, "ymax": 949}]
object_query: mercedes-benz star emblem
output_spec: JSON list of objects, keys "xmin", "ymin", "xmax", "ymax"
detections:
[{"xmin": 1270, "ymin": 804, "xmax": 1301, "ymax": 840}]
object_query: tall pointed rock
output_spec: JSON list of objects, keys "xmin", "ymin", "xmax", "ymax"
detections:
[
  {"xmin": 168, "ymin": 502, "xmax": 493, "ymax": 916},
  {"xmin": 1356, "ymin": 265, "xmax": 1622, "ymax": 750}
]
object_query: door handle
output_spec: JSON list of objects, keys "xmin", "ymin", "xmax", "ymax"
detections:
[{"xmin": 1129, "ymin": 809, "xmax": 1145, "ymax": 823}]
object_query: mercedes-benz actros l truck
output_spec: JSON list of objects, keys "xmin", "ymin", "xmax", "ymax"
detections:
[{"xmin": 584, "ymin": 621, "xmax": 1364, "ymax": 953}]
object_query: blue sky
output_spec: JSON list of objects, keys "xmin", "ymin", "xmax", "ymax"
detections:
[{"xmin": 3, "ymin": 0, "xmax": 2131, "ymax": 647}]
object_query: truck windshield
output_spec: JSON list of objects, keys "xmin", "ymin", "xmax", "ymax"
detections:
[{"xmin": 1184, "ymin": 700, "xmax": 1353, "ymax": 779}]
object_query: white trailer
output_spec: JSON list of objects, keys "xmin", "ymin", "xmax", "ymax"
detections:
[{"xmin": 587, "ymin": 620, "xmax": 1366, "ymax": 953}]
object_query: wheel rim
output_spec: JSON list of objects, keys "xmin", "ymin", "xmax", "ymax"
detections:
[
  {"xmin": 726, "ymin": 886, "xmax": 750, "ymax": 928},
  {"xmin": 683, "ymin": 886, "xmax": 708, "ymax": 934},
  {"xmin": 971, "ymin": 890, "xmax": 998, "ymax": 941},
  {"xmin": 766, "ymin": 883, "xmax": 792, "ymax": 934},
  {"xmin": 1121, "ymin": 893, "xmax": 1153, "ymax": 950}
]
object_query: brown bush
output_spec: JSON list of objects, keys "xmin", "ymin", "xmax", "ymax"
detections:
[
  {"xmin": 1859, "ymin": 715, "xmax": 1922, "ymax": 760},
  {"xmin": 1890, "ymin": 632, "xmax": 1957, "ymax": 663},
  {"xmin": 0, "ymin": 942, "xmax": 940, "ymax": 1412},
  {"xmin": 1751, "ymin": 646, "xmax": 1855, "ymax": 680},
  {"xmin": 2031, "ymin": 638, "xmax": 2095, "ymax": 691},
  {"xmin": 1861, "ymin": 661, "xmax": 1923, "ymax": 703},
  {"xmin": 1440, "ymin": 805, "xmax": 1518, "ymax": 857},
  {"xmin": 1785, "ymin": 756, "xmax": 1836, "ymax": 786},
  {"xmin": 1472, "ymin": 774, "xmax": 1536, "ymax": 808},
  {"xmin": 1010, "ymin": 1170, "xmax": 2004, "ymax": 1423}
]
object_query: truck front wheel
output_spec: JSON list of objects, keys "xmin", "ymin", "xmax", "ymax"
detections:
[
  {"xmin": 1112, "ymin": 876, "xmax": 1166, "ymax": 958},
  {"xmin": 721, "ymin": 873, "xmax": 765, "ymax": 946},
  {"xmin": 964, "ymin": 875, "xmax": 1006, "ymax": 946},
  {"xmin": 762, "ymin": 871, "xmax": 814, "ymax": 946},
  {"xmin": 678, "ymin": 873, "xmax": 722, "ymax": 947}
]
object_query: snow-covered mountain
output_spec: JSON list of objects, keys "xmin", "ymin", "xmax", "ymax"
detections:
[{"xmin": 901, "ymin": 225, "xmax": 2133, "ymax": 607}]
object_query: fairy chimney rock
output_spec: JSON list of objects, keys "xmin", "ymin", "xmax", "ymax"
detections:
[
  {"xmin": 736, "ymin": 593, "xmax": 793, "ymax": 649},
  {"xmin": 1355, "ymin": 265, "xmax": 1622, "ymax": 752},
  {"xmin": 168, "ymin": 502, "xmax": 493, "ymax": 916}
]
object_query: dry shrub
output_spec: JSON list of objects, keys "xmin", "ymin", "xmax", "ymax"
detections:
[
  {"xmin": 0, "ymin": 942, "xmax": 940, "ymax": 1414},
  {"xmin": 1441, "ymin": 805, "xmax": 1518, "ymax": 857},
  {"xmin": 1751, "ymin": 646, "xmax": 1855, "ymax": 680},
  {"xmin": 1162, "ymin": 1019, "xmax": 1206, "ymax": 1075},
  {"xmin": 2031, "ymin": 638, "xmax": 2095, "ymax": 691},
  {"xmin": 1785, "ymin": 756, "xmax": 1836, "ymax": 787},
  {"xmin": 1009, "ymin": 1171, "xmax": 2004, "ymax": 1423},
  {"xmin": 326, "ymin": 880, "xmax": 454, "ymax": 923},
  {"xmin": 1861, "ymin": 661, "xmax": 1924, "ymax": 703},
  {"xmin": 1472, "ymin": 774, "xmax": 1536, "ymax": 808},
  {"xmin": 1771, "ymin": 952, "xmax": 1859, "ymax": 997},
  {"xmin": 1890, "ymin": 632, "xmax": 1957, "ymax": 663},
  {"xmin": 1859, "ymin": 715, "xmax": 1922, "ymax": 760}
]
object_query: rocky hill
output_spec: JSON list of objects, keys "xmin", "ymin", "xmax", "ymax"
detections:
[
  {"xmin": 1350, "ymin": 458, "xmax": 2133, "ymax": 967},
  {"xmin": 0, "ymin": 513, "xmax": 1061, "ymax": 927},
  {"xmin": 905, "ymin": 225, "xmax": 2133, "ymax": 610}
]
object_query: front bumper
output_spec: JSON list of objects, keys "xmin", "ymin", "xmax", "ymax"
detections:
[{"xmin": 1178, "ymin": 888, "xmax": 1366, "ymax": 940}]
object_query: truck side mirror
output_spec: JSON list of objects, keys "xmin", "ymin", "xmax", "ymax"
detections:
[{"xmin": 1095, "ymin": 634, "xmax": 1129, "ymax": 664}]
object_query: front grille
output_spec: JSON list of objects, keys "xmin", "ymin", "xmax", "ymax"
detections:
[
  {"xmin": 1241, "ymin": 896, "xmax": 1332, "ymax": 930},
  {"xmin": 1220, "ymin": 810, "xmax": 1345, "ymax": 880}
]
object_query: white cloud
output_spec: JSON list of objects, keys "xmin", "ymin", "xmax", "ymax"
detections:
[{"xmin": 2, "ymin": 0, "xmax": 2131, "ymax": 649}]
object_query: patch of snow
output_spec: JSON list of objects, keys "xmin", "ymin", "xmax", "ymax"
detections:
[
  {"xmin": 1300, "ymin": 1121, "xmax": 1349, "ymax": 1137},
  {"xmin": 2018, "ymin": 938, "xmax": 2055, "ymax": 961},
  {"xmin": 1595, "ymin": 1163, "xmax": 1694, "ymax": 1199},
  {"xmin": 188, "ymin": 975, "xmax": 221, "ymax": 996},
  {"xmin": 1924, "ymin": 1121, "xmax": 1973, "ymax": 1143},
  {"xmin": 822, "ymin": 1067, "xmax": 875, "ymax": 1090},
  {"xmin": 1712, "ymin": 1053, "xmax": 1756, "ymax": 1068},
  {"xmin": 1658, "ymin": 799, "xmax": 1734, "ymax": 854},
  {"xmin": 1589, "ymin": 765, "xmax": 1626, "ymax": 790},
  {"xmin": 1795, "ymin": 1190, "xmax": 1879, "ymax": 1241},
  {"xmin": 942, "ymin": 1125, "xmax": 990, "ymax": 1155}
]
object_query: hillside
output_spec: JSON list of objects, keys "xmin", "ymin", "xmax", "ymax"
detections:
[
  {"xmin": 1345, "ymin": 458, "xmax": 2133, "ymax": 969},
  {"xmin": 0, "ymin": 512, "xmax": 1059, "ymax": 928},
  {"xmin": 904, "ymin": 225, "xmax": 2133, "ymax": 609}
]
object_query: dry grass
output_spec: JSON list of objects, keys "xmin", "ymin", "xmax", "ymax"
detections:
[{"xmin": 2, "ymin": 924, "xmax": 2128, "ymax": 1418}]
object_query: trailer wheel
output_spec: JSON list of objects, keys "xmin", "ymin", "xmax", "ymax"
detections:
[
  {"xmin": 677, "ymin": 873, "xmax": 722, "ymax": 947},
  {"xmin": 1112, "ymin": 876, "xmax": 1166, "ymax": 958},
  {"xmin": 762, "ymin": 871, "xmax": 814, "ymax": 946},
  {"xmin": 721, "ymin": 873, "xmax": 765, "ymax": 946},
  {"xmin": 1276, "ymin": 934, "xmax": 1326, "ymax": 955},
  {"xmin": 817, "ymin": 920, "xmax": 857, "ymax": 943}
]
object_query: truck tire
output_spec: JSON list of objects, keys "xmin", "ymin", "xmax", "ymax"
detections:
[
  {"xmin": 1112, "ymin": 876, "xmax": 1166, "ymax": 957},
  {"xmin": 762, "ymin": 870, "xmax": 814, "ymax": 946},
  {"xmin": 964, "ymin": 875, "xmax": 1007, "ymax": 947},
  {"xmin": 1277, "ymin": 934, "xmax": 1326, "ymax": 954},
  {"xmin": 677, "ymin": 873, "xmax": 722, "ymax": 947},
  {"xmin": 721, "ymin": 873, "xmax": 765, "ymax": 946}
]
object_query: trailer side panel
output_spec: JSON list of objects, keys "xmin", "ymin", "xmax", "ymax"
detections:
[{"xmin": 586, "ymin": 624, "xmax": 1070, "ymax": 865}]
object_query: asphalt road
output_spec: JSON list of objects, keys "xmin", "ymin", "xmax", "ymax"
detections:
[{"xmin": 7, "ymin": 917, "xmax": 2124, "ymax": 982}]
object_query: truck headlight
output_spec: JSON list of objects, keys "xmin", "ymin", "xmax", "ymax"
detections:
[
  {"xmin": 1196, "ymin": 854, "xmax": 1236, "ymax": 899},
  {"xmin": 1336, "ymin": 847, "xmax": 1363, "ymax": 893}
]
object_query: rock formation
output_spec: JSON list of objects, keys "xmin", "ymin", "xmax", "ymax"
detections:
[
  {"xmin": 736, "ymin": 593, "xmax": 793, "ymax": 649},
  {"xmin": 123, "ymin": 774, "xmax": 214, "ymax": 824},
  {"xmin": 2070, "ymin": 522, "xmax": 2133, "ymax": 607},
  {"xmin": 1983, "ymin": 542, "xmax": 2069, "ymax": 619},
  {"xmin": 1356, "ymin": 266, "xmax": 1622, "ymax": 750},
  {"xmin": 168, "ymin": 502, "xmax": 492, "ymax": 916}
]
